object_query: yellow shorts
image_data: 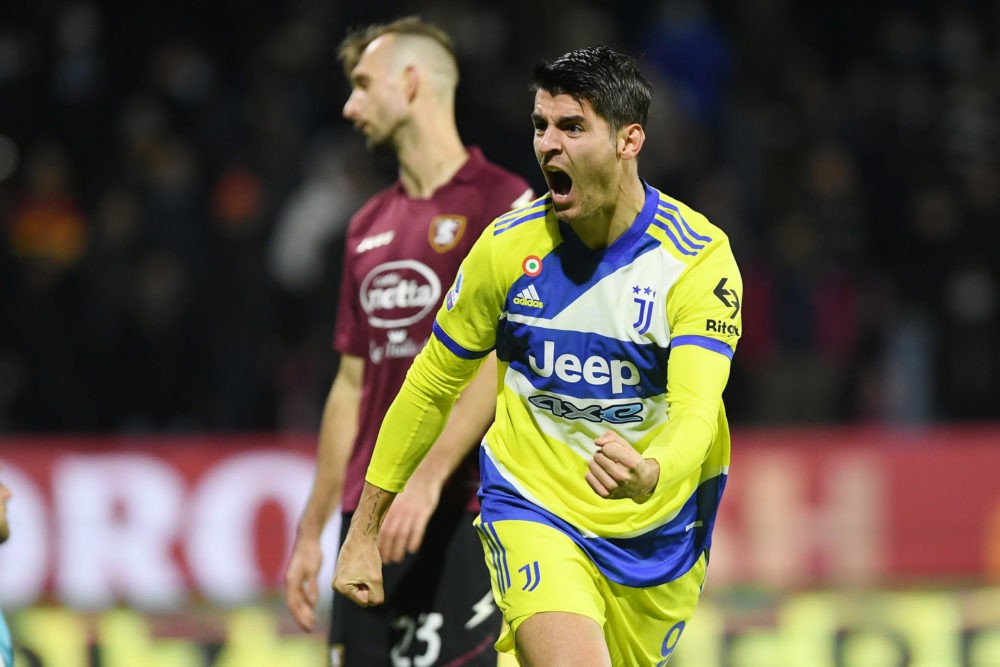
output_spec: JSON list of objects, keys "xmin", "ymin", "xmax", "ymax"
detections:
[{"xmin": 475, "ymin": 517, "xmax": 706, "ymax": 666}]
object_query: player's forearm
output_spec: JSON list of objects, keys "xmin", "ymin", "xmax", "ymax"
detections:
[
  {"xmin": 644, "ymin": 345, "xmax": 730, "ymax": 489},
  {"xmin": 366, "ymin": 336, "xmax": 484, "ymax": 492},
  {"xmin": 644, "ymin": 415, "xmax": 714, "ymax": 490},
  {"xmin": 298, "ymin": 362, "xmax": 362, "ymax": 539},
  {"xmin": 298, "ymin": 427, "xmax": 354, "ymax": 539},
  {"xmin": 348, "ymin": 481, "xmax": 398, "ymax": 540},
  {"xmin": 409, "ymin": 352, "xmax": 497, "ymax": 488}
]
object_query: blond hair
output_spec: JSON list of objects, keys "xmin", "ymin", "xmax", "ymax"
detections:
[{"xmin": 338, "ymin": 16, "xmax": 457, "ymax": 79}]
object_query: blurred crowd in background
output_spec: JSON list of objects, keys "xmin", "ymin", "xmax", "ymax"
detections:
[{"xmin": 0, "ymin": 0, "xmax": 997, "ymax": 433}]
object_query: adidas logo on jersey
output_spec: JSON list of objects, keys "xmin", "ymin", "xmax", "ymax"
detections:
[{"xmin": 513, "ymin": 284, "xmax": 544, "ymax": 308}]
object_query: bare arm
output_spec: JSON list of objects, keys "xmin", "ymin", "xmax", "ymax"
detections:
[
  {"xmin": 284, "ymin": 354, "xmax": 363, "ymax": 631},
  {"xmin": 333, "ymin": 336, "xmax": 486, "ymax": 607},
  {"xmin": 378, "ymin": 353, "xmax": 498, "ymax": 562},
  {"xmin": 332, "ymin": 480, "xmax": 397, "ymax": 607}
]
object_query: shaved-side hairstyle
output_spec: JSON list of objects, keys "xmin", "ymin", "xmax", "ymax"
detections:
[
  {"xmin": 338, "ymin": 16, "xmax": 458, "ymax": 83},
  {"xmin": 532, "ymin": 45, "xmax": 652, "ymax": 133}
]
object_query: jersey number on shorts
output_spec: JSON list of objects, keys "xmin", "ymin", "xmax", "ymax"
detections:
[
  {"xmin": 390, "ymin": 612, "xmax": 443, "ymax": 667},
  {"xmin": 656, "ymin": 620, "xmax": 686, "ymax": 666}
]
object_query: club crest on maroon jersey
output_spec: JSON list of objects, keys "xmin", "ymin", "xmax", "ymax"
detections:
[{"xmin": 428, "ymin": 214, "xmax": 467, "ymax": 253}]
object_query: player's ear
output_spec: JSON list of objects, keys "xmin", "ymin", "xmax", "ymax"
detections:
[
  {"xmin": 403, "ymin": 65, "xmax": 419, "ymax": 103},
  {"xmin": 617, "ymin": 123, "xmax": 645, "ymax": 161}
]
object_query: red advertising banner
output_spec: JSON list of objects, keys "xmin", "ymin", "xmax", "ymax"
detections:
[
  {"xmin": 1, "ymin": 427, "xmax": 999, "ymax": 610},
  {"xmin": 711, "ymin": 426, "xmax": 1000, "ymax": 588},
  {"xmin": 0, "ymin": 435, "xmax": 340, "ymax": 610}
]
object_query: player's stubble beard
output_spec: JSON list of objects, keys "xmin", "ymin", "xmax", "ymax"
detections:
[
  {"xmin": 367, "ymin": 128, "xmax": 407, "ymax": 161},
  {"xmin": 367, "ymin": 135, "xmax": 396, "ymax": 157},
  {"xmin": 356, "ymin": 115, "xmax": 390, "ymax": 155},
  {"xmin": 363, "ymin": 114, "xmax": 406, "ymax": 159}
]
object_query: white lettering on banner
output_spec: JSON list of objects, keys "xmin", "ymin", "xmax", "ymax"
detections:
[
  {"xmin": 0, "ymin": 465, "xmax": 48, "ymax": 607},
  {"xmin": 4, "ymin": 434, "xmax": 981, "ymax": 609},
  {"xmin": 187, "ymin": 452, "xmax": 323, "ymax": 604},
  {"xmin": 54, "ymin": 454, "xmax": 187, "ymax": 609},
  {"xmin": 0, "ymin": 448, "xmax": 341, "ymax": 611}
]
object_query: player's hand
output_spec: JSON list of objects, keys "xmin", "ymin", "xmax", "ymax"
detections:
[
  {"xmin": 586, "ymin": 430, "xmax": 660, "ymax": 502},
  {"xmin": 332, "ymin": 527, "xmax": 385, "ymax": 607},
  {"xmin": 283, "ymin": 533, "xmax": 323, "ymax": 632},
  {"xmin": 377, "ymin": 475, "xmax": 441, "ymax": 564}
]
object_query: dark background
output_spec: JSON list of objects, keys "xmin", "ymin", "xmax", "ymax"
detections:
[{"xmin": 1, "ymin": 0, "xmax": 997, "ymax": 434}]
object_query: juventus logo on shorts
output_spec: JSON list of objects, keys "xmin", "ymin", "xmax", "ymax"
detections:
[{"xmin": 519, "ymin": 560, "xmax": 541, "ymax": 592}]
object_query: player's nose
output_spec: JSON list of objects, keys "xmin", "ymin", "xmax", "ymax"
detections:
[
  {"xmin": 536, "ymin": 126, "xmax": 562, "ymax": 155},
  {"xmin": 342, "ymin": 92, "xmax": 362, "ymax": 121}
]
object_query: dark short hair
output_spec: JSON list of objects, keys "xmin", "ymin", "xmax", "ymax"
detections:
[
  {"xmin": 531, "ymin": 46, "xmax": 652, "ymax": 131},
  {"xmin": 338, "ymin": 16, "xmax": 456, "ymax": 77}
]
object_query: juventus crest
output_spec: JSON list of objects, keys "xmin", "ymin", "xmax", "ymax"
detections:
[{"xmin": 632, "ymin": 285, "xmax": 656, "ymax": 335}]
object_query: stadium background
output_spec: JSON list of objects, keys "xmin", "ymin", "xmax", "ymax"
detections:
[{"xmin": 1, "ymin": 0, "xmax": 998, "ymax": 665}]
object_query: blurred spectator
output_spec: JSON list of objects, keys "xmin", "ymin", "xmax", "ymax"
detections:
[
  {"xmin": 267, "ymin": 135, "xmax": 373, "ymax": 295},
  {"xmin": 203, "ymin": 163, "xmax": 276, "ymax": 429},
  {"xmin": 1, "ymin": 0, "xmax": 999, "ymax": 432},
  {"xmin": 3, "ymin": 142, "xmax": 91, "ymax": 430},
  {"xmin": 109, "ymin": 246, "xmax": 209, "ymax": 430},
  {"xmin": 7, "ymin": 143, "xmax": 87, "ymax": 270},
  {"xmin": 640, "ymin": 0, "xmax": 731, "ymax": 129}
]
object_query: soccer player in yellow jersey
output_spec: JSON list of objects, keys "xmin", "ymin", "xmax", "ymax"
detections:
[{"xmin": 334, "ymin": 45, "xmax": 743, "ymax": 666}]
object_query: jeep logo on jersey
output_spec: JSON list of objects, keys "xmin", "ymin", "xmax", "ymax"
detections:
[
  {"xmin": 360, "ymin": 260, "xmax": 441, "ymax": 328},
  {"xmin": 429, "ymin": 214, "xmax": 467, "ymax": 253},
  {"xmin": 528, "ymin": 340, "xmax": 640, "ymax": 395}
]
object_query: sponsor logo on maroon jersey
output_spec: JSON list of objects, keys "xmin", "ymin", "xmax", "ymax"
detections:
[
  {"xmin": 356, "ymin": 230, "xmax": 394, "ymax": 253},
  {"xmin": 428, "ymin": 214, "xmax": 467, "ymax": 253},
  {"xmin": 359, "ymin": 260, "xmax": 441, "ymax": 329},
  {"xmin": 369, "ymin": 331, "xmax": 427, "ymax": 363}
]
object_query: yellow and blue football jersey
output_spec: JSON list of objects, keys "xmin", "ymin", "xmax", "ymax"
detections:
[{"xmin": 368, "ymin": 182, "xmax": 742, "ymax": 588}]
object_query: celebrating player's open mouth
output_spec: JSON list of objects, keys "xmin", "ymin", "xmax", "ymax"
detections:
[{"xmin": 544, "ymin": 166, "xmax": 573, "ymax": 206}]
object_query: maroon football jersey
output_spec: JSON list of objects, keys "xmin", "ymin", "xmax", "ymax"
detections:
[{"xmin": 334, "ymin": 147, "xmax": 532, "ymax": 511}]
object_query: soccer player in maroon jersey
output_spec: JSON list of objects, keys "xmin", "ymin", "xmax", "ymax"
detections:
[{"xmin": 283, "ymin": 17, "xmax": 532, "ymax": 666}]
